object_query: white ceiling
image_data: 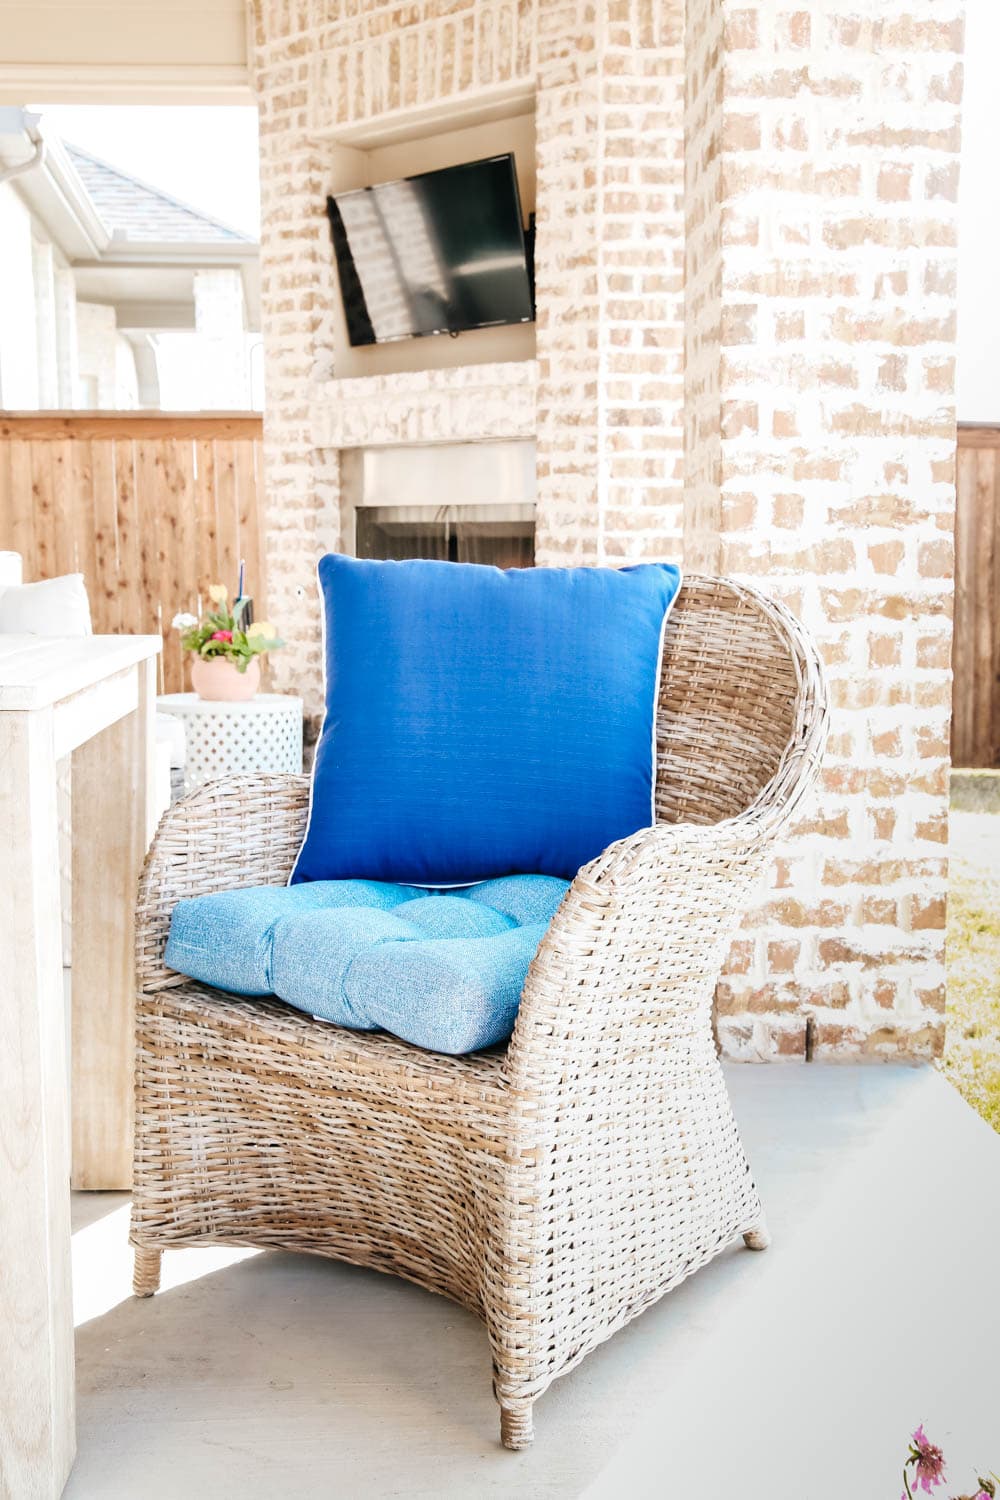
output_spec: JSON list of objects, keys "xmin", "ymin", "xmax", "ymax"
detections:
[{"xmin": 0, "ymin": 0, "xmax": 253, "ymax": 104}]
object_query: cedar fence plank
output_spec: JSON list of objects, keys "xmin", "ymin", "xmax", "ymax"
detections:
[
  {"xmin": 214, "ymin": 439, "xmax": 239, "ymax": 605},
  {"xmin": 3, "ymin": 413, "xmax": 268, "ymax": 700},
  {"xmin": 6, "ymin": 441, "xmax": 35, "ymax": 569},
  {"xmin": 954, "ymin": 427, "xmax": 1000, "ymax": 768},
  {"xmin": 114, "ymin": 437, "xmax": 142, "ymax": 636},
  {"xmin": 89, "ymin": 439, "xmax": 120, "ymax": 630},
  {"xmin": 952, "ymin": 443, "xmax": 975, "ymax": 766}
]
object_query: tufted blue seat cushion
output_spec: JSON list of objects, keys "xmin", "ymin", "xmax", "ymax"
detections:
[{"xmin": 164, "ymin": 874, "xmax": 570, "ymax": 1054}]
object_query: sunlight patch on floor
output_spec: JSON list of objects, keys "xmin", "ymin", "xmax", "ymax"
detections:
[{"xmin": 72, "ymin": 1197, "xmax": 261, "ymax": 1327}]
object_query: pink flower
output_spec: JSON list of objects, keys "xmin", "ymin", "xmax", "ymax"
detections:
[
  {"xmin": 210, "ymin": 630, "xmax": 233, "ymax": 642},
  {"xmin": 910, "ymin": 1426, "xmax": 947, "ymax": 1493}
]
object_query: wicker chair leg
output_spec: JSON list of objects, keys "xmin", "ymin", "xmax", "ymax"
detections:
[
  {"xmin": 500, "ymin": 1404, "xmax": 535, "ymax": 1450},
  {"xmin": 743, "ymin": 1218, "xmax": 771, "ymax": 1252},
  {"xmin": 133, "ymin": 1245, "xmax": 163, "ymax": 1297}
]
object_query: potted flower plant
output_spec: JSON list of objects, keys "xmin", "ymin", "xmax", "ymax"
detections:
[{"xmin": 172, "ymin": 584, "xmax": 283, "ymax": 702}]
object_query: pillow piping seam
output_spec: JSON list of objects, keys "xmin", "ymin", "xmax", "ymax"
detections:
[
  {"xmin": 650, "ymin": 567, "xmax": 683, "ymax": 826},
  {"xmin": 287, "ymin": 556, "xmax": 326, "ymax": 887}
]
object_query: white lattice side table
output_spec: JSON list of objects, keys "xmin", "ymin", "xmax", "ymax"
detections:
[{"xmin": 156, "ymin": 694, "xmax": 304, "ymax": 796}]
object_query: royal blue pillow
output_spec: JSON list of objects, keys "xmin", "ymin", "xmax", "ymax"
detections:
[{"xmin": 291, "ymin": 556, "xmax": 682, "ymax": 886}]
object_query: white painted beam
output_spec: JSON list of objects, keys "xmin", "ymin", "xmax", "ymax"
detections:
[{"xmin": 0, "ymin": 0, "xmax": 252, "ymax": 104}]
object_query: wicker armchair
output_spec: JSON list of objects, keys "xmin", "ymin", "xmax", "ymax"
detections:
[{"xmin": 130, "ymin": 575, "xmax": 828, "ymax": 1449}]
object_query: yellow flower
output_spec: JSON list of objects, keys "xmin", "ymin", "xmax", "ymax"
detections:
[
  {"xmin": 247, "ymin": 621, "xmax": 275, "ymax": 640},
  {"xmin": 208, "ymin": 583, "xmax": 228, "ymax": 604}
]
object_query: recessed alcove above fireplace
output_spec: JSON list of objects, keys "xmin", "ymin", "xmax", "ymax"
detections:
[{"xmin": 323, "ymin": 109, "xmax": 536, "ymax": 382}]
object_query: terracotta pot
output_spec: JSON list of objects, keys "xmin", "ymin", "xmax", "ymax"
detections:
[{"xmin": 190, "ymin": 655, "xmax": 261, "ymax": 702}]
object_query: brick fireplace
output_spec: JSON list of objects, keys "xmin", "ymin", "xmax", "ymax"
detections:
[{"xmin": 250, "ymin": 0, "xmax": 964, "ymax": 1062}]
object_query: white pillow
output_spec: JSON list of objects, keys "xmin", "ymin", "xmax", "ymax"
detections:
[
  {"xmin": 0, "ymin": 574, "xmax": 93, "ymax": 637},
  {"xmin": 0, "ymin": 551, "xmax": 23, "ymax": 586}
]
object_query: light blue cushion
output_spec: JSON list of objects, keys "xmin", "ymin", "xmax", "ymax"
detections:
[
  {"xmin": 165, "ymin": 880, "xmax": 414, "ymax": 995},
  {"xmin": 291, "ymin": 555, "xmax": 683, "ymax": 886},
  {"xmin": 463, "ymin": 875, "xmax": 574, "ymax": 926},
  {"xmin": 346, "ymin": 925, "xmax": 548, "ymax": 1055},
  {"xmin": 392, "ymin": 894, "xmax": 513, "ymax": 940},
  {"xmin": 164, "ymin": 875, "xmax": 569, "ymax": 1053},
  {"xmin": 272, "ymin": 907, "xmax": 423, "ymax": 1030}
]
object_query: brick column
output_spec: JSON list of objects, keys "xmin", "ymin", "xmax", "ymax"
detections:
[
  {"xmin": 534, "ymin": 0, "xmax": 685, "ymax": 566},
  {"xmin": 253, "ymin": 13, "xmax": 341, "ymax": 705},
  {"xmin": 685, "ymin": 0, "xmax": 964, "ymax": 1059}
]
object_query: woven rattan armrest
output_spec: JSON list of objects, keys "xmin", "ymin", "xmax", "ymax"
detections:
[{"xmin": 136, "ymin": 772, "xmax": 311, "ymax": 993}]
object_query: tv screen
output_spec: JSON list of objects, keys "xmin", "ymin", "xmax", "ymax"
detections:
[{"xmin": 327, "ymin": 153, "xmax": 534, "ymax": 347}]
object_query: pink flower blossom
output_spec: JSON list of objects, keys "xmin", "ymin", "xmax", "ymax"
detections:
[
  {"xmin": 210, "ymin": 630, "xmax": 233, "ymax": 642},
  {"xmin": 910, "ymin": 1426, "xmax": 947, "ymax": 1493}
]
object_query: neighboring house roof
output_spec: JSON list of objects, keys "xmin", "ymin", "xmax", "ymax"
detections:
[
  {"xmin": 65, "ymin": 144, "xmax": 254, "ymax": 246},
  {"xmin": 0, "ymin": 110, "xmax": 260, "ymax": 332}
]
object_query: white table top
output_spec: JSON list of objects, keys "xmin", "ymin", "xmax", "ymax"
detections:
[
  {"xmin": 157, "ymin": 692, "xmax": 303, "ymax": 714},
  {"xmin": 0, "ymin": 635, "xmax": 161, "ymax": 711}
]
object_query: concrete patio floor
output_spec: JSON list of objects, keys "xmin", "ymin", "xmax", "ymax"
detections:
[{"xmin": 67, "ymin": 1065, "xmax": 999, "ymax": 1500}]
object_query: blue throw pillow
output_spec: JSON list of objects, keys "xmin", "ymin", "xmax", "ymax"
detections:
[{"xmin": 292, "ymin": 556, "xmax": 682, "ymax": 886}]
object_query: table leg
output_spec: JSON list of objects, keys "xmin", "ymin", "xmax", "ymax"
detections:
[
  {"xmin": 0, "ymin": 708, "xmax": 76, "ymax": 1498},
  {"xmin": 70, "ymin": 659, "xmax": 155, "ymax": 1191}
]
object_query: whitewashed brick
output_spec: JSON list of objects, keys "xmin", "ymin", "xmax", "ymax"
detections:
[
  {"xmin": 686, "ymin": 0, "xmax": 963, "ymax": 1061},
  {"xmin": 253, "ymin": 0, "xmax": 963, "ymax": 1061}
]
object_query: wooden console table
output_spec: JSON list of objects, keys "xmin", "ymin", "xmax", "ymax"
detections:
[{"xmin": 0, "ymin": 634, "xmax": 160, "ymax": 1498}]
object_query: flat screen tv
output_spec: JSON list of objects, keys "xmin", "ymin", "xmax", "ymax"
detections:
[{"xmin": 327, "ymin": 153, "xmax": 534, "ymax": 347}]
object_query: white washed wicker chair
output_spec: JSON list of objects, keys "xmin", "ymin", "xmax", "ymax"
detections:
[{"xmin": 130, "ymin": 575, "xmax": 828, "ymax": 1449}]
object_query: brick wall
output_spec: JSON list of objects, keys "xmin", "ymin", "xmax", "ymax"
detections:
[
  {"xmin": 253, "ymin": 0, "xmax": 685, "ymax": 690},
  {"xmin": 685, "ymin": 0, "xmax": 963, "ymax": 1060},
  {"xmin": 308, "ymin": 0, "xmax": 536, "ymax": 138},
  {"xmin": 254, "ymin": 6, "xmax": 337, "ymax": 698},
  {"xmin": 600, "ymin": 2, "xmax": 685, "ymax": 566},
  {"xmin": 684, "ymin": 0, "xmax": 724, "ymax": 573},
  {"xmin": 252, "ymin": 0, "xmax": 964, "ymax": 1060},
  {"xmin": 533, "ymin": 0, "xmax": 685, "ymax": 565}
]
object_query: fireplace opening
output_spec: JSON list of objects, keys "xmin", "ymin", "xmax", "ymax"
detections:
[
  {"xmin": 342, "ymin": 439, "xmax": 536, "ymax": 568},
  {"xmin": 356, "ymin": 504, "xmax": 534, "ymax": 567}
]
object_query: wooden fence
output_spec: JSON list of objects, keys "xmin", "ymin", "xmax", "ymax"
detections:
[
  {"xmin": 954, "ymin": 425, "xmax": 1000, "ymax": 768},
  {"xmin": 0, "ymin": 412, "xmax": 265, "ymax": 695}
]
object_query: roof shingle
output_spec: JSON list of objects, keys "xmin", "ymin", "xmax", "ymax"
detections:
[{"xmin": 66, "ymin": 144, "xmax": 254, "ymax": 245}]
